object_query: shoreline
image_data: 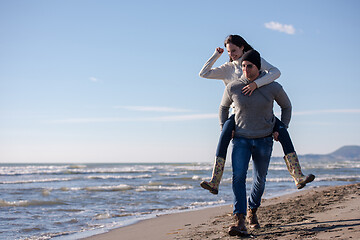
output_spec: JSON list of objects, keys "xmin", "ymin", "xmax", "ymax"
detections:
[{"xmin": 82, "ymin": 183, "xmax": 360, "ymax": 240}]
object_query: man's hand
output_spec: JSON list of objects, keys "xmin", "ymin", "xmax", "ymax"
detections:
[
  {"xmin": 242, "ymin": 82, "xmax": 257, "ymax": 96},
  {"xmin": 216, "ymin": 47, "xmax": 224, "ymax": 54},
  {"xmin": 273, "ymin": 131, "xmax": 279, "ymax": 141}
]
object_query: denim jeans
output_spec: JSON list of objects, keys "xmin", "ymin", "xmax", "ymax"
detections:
[
  {"xmin": 231, "ymin": 136, "xmax": 273, "ymax": 215},
  {"xmin": 273, "ymin": 117, "xmax": 295, "ymax": 155},
  {"xmin": 215, "ymin": 114, "xmax": 235, "ymax": 159},
  {"xmin": 216, "ymin": 115, "xmax": 294, "ymax": 159}
]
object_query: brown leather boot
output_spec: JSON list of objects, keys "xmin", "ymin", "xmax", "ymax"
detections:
[
  {"xmin": 247, "ymin": 208, "xmax": 260, "ymax": 229},
  {"xmin": 228, "ymin": 213, "xmax": 249, "ymax": 236}
]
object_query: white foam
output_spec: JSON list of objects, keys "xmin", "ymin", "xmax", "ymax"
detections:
[
  {"xmin": 0, "ymin": 177, "xmax": 73, "ymax": 184},
  {"xmin": 190, "ymin": 200, "xmax": 226, "ymax": 206},
  {"xmin": 86, "ymin": 174, "xmax": 151, "ymax": 180},
  {"xmin": 84, "ymin": 184, "xmax": 133, "ymax": 192},
  {"xmin": 135, "ymin": 185, "xmax": 193, "ymax": 192},
  {"xmin": 0, "ymin": 199, "xmax": 66, "ymax": 207}
]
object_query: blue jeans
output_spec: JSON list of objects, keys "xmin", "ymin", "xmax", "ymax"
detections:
[
  {"xmin": 232, "ymin": 136, "xmax": 273, "ymax": 214},
  {"xmin": 216, "ymin": 115, "xmax": 294, "ymax": 158},
  {"xmin": 273, "ymin": 117, "xmax": 295, "ymax": 154},
  {"xmin": 215, "ymin": 114, "xmax": 235, "ymax": 159}
]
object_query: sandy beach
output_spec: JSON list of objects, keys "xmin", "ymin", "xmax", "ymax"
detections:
[{"xmin": 83, "ymin": 183, "xmax": 360, "ymax": 240}]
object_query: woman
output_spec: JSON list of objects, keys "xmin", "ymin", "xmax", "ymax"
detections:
[{"xmin": 199, "ymin": 35, "xmax": 314, "ymax": 195}]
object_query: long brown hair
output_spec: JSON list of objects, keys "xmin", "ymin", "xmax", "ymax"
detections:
[{"xmin": 224, "ymin": 35, "xmax": 253, "ymax": 62}]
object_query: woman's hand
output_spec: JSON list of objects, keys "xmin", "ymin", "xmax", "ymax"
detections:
[
  {"xmin": 216, "ymin": 47, "xmax": 224, "ymax": 54},
  {"xmin": 242, "ymin": 82, "xmax": 257, "ymax": 96},
  {"xmin": 273, "ymin": 131, "xmax": 279, "ymax": 141}
]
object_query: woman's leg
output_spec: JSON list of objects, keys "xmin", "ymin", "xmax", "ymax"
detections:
[
  {"xmin": 216, "ymin": 114, "xmax": 235, "ymax": 158},
  {"xmin": 274, "ymin": 117, "xmax": 315, "ymax": 189},
  {"xmin": 273, "ymin": 117, "xmax": 295, "ymax": 154},
  {"xmin": 200, "ymin": 114, "xmax": 235, "ymax": 194}
]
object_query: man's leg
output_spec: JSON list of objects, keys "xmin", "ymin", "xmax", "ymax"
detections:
[
  {"xmin": 247, "ymin": 136, "xmax": 273, "ymax": 229},
  {"xmin": 229, "ymin": 137, "xmax": 251, "ymax": 236},
  {"xmin": 248, "ymin": 136, "xmax": 273, "ymax": 209},
  {"xmin": 231, "ymin": 137, "xmax": 251, "ymax": 215}
]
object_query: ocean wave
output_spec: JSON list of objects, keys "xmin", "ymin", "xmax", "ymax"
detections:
[
  {"xmin": 190, "ymin": 199, "xmax": 226, "ymax": 206},
  {"xmin": 0, "ymin": 199, "xmax": 67, "ymax": 207},
  {"xmin": 68, "ymin": 165, "xmax": 87, "ymax": 169},
  {"xmin": 268, "ymin": 159, "xmax": 360, "ymax": 170},
  {"xmin": 0, "ymin": 165, "xmax": 69, "ymax": 176},
  {"xmin": 162, "ymin": 165, "xmax": 213, "ymax": 172},
  {"xmin": 266, "ymin": 177, "xmax": 293, "ymax": 182},
  {"xmin": 86, "ymin": 174, "xmax": 151, "ymax": 180},
  {"xmin": 159, "ymin": 172, "xmax": 188, "ymax": 177},
  {"xmin": 192, "ymin": 175, "xmax": 202, "ymax": 180},
  {"xmin": 0, "ymin": 177, "xmax": 74, "ymax": 184},
  {"xmin": 59, "ymin": 185, "xmax": 132, "ymax": 192},
  {"xmin": 55, "ymin": 208, "xmax": 83, "ymax": 212},
  {"xmin": 0, "ymin": 164, "xmax": 158, "ymax": 176},
  {"xmin": 296, "ymin": 160, "xmax": 360, "ymax": 169},
  {"xmin": 314, "ymin": 164, "xmax": 360, "ymax": 169},
  {"xmin": 313, "ymin": 175, "xmax": 360, "ymax": 182},
  {"xmin": 62, "ymin": 168, "xmax": 157, "ymax": 175},
  {"xmin": 18, "ymin": 229, "xmax": 79, "ymax": 240},
  {"xmin": 268, "ymin": 166, "xmax": 287, "ymax": 171},
  {"xmin": 60, "ymin": 187, "xmax": 82, "ymax": 191},
  {"xmin": 147, "ymin": 181, "xmax": 163, "ymax": 186},
  {"xmin": 135, "ymin": 185, "xmax": 193, "ymax": 192},
  {"xmin": 84, "ymin": 184, "xmax": 133, "ymax": 192},
  {"xmin": 21, "ymin": 226, "xmax": 45, "ymax": 233},
  {"xmin": 93, "ymin": 212, "xmax": 112, "ymax": 220}
]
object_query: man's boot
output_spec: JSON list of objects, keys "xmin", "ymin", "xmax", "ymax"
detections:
[
  {"xmin": 246, "ymin": 208, "xmax": 260, "ymax": 229},
  {"xmin": 228, "ymin": 213, "xmax": 249, "ymax": 236},
  {"xmin": 284, "ymin": 152, "xmax": 315, "ymax": 189},
  {"xmin": 200, "ymin": 156, "xmax": 225, "ymax": 194}
]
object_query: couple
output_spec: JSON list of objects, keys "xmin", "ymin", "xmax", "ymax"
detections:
[{"xmin": 199, "ymin": 35, "xmax": 315, "ymax": 236}]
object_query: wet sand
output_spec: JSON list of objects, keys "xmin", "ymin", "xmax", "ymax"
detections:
[{"xmin": 84, "ymin": 183, "xmax": 360, "ymax": 240}]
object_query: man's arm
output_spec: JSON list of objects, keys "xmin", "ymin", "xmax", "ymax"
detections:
[
  {"xmin": 274, "ymin": 86, "xmax": 292, "ymax": 127},
  {"xmin": 255, "ymin": 57, "xmax": 281, "ymax": 88},
  {"xmin": 243, "ymin": 57, "xmax": 281, "ymax": 95}
]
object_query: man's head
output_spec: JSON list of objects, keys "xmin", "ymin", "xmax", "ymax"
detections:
[{"xmin": 241, "ymin": 50, "xmax": 261, "ymax": 81}]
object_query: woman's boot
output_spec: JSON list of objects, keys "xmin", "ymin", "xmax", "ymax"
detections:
[
  {"xmin": 284, "ymin": 152, "xmax": 315, "ymax": 189},
  {"xmin": 200, "ymin": 156, "xmax": 225, "ymax": 195},
  {"xmin": 229, "ymin": 213, "xmax": 249, "ymax": 236}
]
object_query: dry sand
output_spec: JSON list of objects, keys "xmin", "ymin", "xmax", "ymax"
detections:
[{"xmin": 84, "ymin": 183, "xmax": 360, "ymax": 240}]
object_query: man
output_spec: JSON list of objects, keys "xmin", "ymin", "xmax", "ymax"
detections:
[{"xmin": 219, "ymin": 50, "xmax": 292, "ymax": 236}]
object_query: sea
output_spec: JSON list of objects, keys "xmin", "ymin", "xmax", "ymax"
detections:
[{"xmin": 1, "ymin": 156, "xmax": 359, "ymax": 240}]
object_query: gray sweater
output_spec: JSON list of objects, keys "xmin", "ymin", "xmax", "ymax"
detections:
[
  {"xmin": 220, "ymin": 72, "xmax": 292, "ymax": 139},
  {"xmin": 199, "ymin": 50, "xmax": 281, "ymax": 87}
]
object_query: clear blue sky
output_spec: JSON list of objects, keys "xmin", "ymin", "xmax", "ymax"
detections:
[{"xmin": 1, "ymin": 0, "xmax": 359, "ymax": 163}]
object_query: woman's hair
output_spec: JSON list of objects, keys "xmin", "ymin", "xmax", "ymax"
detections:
[{"xmin": 224, "ymin": 35, "xmax": 253, "ymax": 62}]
